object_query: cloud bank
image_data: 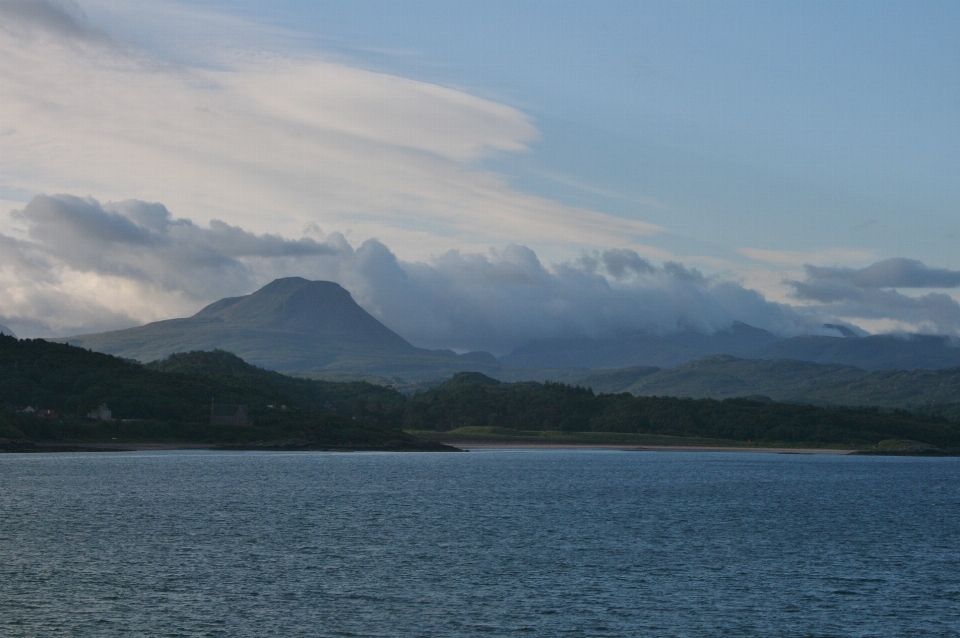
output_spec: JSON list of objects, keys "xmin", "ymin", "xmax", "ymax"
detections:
[
  {"xmin": 1, "ymin": 194, "xmax": 815, "ymax": 350},
  {"xmin": 787, "ymin": 260, "xmax": 960, "ymax": 336},
  {"xmin": 4, "ymin": 194, "xmax": 959, "ymax": 350},
  {"xmin": 799, "ymin": 259, "xmax": 960, "ymax": 290}
]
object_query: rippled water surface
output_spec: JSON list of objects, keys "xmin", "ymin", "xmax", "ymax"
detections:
[{"xmin": 2, "ymin": 450, "xmax": 959, "ymax": 637}]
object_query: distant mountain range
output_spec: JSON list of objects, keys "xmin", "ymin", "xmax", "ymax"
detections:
[
  {"xmin": 5, "ymin": 336, "xmax": 956, "ymax": 453},
  {"xmin": 567, "ymin": 355, "xmax": 960, "ymax": 418},
  {"xmin": 53, "ymin": 277, "xmax": 960, "ymax": 407},
  {"xmin": 0, "ymin": 324, "xmax": 16, "ymax": 339},
  {"xmin": 501, "ymin": 322, "xmax": 781, "ymax": 369},
  {"xmin": 502, "ymin": 324, "xmax": 960, "ymax": 371}
]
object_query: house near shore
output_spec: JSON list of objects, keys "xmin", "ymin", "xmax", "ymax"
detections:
[
  {"xmin": 211, "ymin": 401, "xmax": 250, "ymax": 426},
  {"xmin": 87, "ymin": 404, "xmax": 112, "ymax": 420},
  {"xmin": 19, "ymin": 406, "xmax": 58, "ymax": 418}
]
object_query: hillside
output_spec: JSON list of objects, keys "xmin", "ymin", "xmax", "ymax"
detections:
[
  {"xmin": 399, "ymin": 372, "xmax": 960, "ymax": 451},
  {"xmin": 755, "ymin": 334, "xmax": 960, "ymax": 370},
  {"xmin": 55, "ymin": 278, "xmax": 960, "ymax": 382},
  {"xmin": 500, "ymin": 322, "xmax": 780, "ymax": 368},
  {"xmin": 501, "ymin": 323, "xmax": 960, "ymax": 371},
  {"xmin": 564, "ymin": 356, "xmax": 960, "ymax": 417},
  {"xmin": 0, "ymin": 335, "xmax": 447, "ymax": 451},
  {"xmin": 3, "ymin": 336, "xmax": 958, "ymax": 452},
  {"xmin": 58, "ymin": 278, "xmax": 503, "ymax": 376}
]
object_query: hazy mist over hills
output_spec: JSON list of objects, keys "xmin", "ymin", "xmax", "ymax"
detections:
[
  {"xmin": 58, "ymin": 278, "xmax": 960, "ymax": 387},
  {"xmin": 501, "ymin": 322, "xmax": 782, "ymax": 369}
]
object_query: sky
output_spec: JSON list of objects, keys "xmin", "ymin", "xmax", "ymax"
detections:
[{"xmin": 1, "ymin": 0, "xmax": 959, "ymax": 352}]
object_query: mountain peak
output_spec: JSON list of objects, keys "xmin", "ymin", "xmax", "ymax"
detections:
[
  {"xmin": 59, "ymin": 278, "xmax": 415, "ymax": 370},
  {"xmin": 191, "ymin": 278, "xmax": 376, "ymax": 335}
]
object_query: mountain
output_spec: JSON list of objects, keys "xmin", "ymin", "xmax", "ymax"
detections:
[
  {"xmin": 0, "ymin": 335, "xmax": 450, "ymax": 451},
  {"xmin": 565, "ymin": 355, "xmax": 960, "ymax": 417},
  {"xmin": 755, "ymin": 334, "xmax": 960, "ymax": 370},
  {"xmin": 5, "ymin": 335, "xmax": 957, "ymax": 453},
  {"xmin": 500, "ymin": 322, "xmax": 781, "ymax": 368},
  {"xmin": 502, "ymin": 323, "xmax": 960, "ymax": 371},
  {"xmin": 58, "ymin": 278, "xmax": 500, "ymax": 376},
  {"xmin": 54, "ymin": 277, "xmax": 960, "ymax": 380},
  {"xmin": 400, "ymin": 372, "xmax": 960, "ymax": 450},
  {"xmin": 0, "ymin": 324, "xmax": 16, "ymax": 338}
]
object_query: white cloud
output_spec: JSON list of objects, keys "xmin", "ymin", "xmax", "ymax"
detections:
[
  {"xmin": 0, "ymin": 194, "xmax": 811, "ymax": 348},
  {"xmin": 0, "ymin": 0, "xmax": 661, "ymax": 263},
  {"xmin": 3, "ymin": 4, "xmax": 958, "ymax": 345},
  {"xmin": 784, "ymin": 260, "xmax": 960, "ymax": 336}
]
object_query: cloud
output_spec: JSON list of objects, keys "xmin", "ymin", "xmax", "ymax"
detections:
[
  {"xmin": 0, "ymin": 195, "xmax": 347, "ymax": 335},
  {"xmin": 329, "ymin": 241, "xmax": 796, "ymax": 352},
  {"xmin": 8, "ymin": 193, "xmax": 960, "ymax": 348},
  {"xmin": 0, "ymin": 0, "xmax": 110, "ymax": 43},
  {"xmin": 786, "ymin": 258, "xmax": 960, "ymax": 336},
  {"xmin": 737, "ymin": 247, "xmax": 875, "ymax": 268},
  {"xmin": 801, "ymin": 259, "xmax": 960, "ymax": 290},
  {"xmin": 0, "ymin": 0, "xmax": 660, "ymax": 262},
  {"xmin": 14, "ymin": 194, "xmax": 342, "ymax": 296},
  {"xmin": 1, "ymin": 194, "xmax": 810, "ymax": 348}
]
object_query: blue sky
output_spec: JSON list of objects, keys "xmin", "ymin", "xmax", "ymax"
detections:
[
  {"xmin": 88, "ymin": 0, "xmax": 959, "ymax": 262},
  {"xmin": 1, "ymin": 0, "xmax": 959, "ymax": 345}
]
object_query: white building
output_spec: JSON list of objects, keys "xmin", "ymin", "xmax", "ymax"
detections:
[{"xmin": 87, "ymin": 404, "xmax": 112, "ymax": 420}]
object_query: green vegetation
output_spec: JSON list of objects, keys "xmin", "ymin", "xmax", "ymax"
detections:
[
  {"xmin": 398, "ymin": 372, "xmax": 960, "ymax": 451},
  {"xmin": 3, "ymin": 337, "xmax": 959, "ymax": 453},
  {"xmin": 409, "ymin": 426, "xmax": 770, "ymax": 448},
  {"xmin": 0, "ymin": 335, "xmax": 445, "ymax": 451},
  {"xmin": 569, "ymin": 355, "xmax": 960, "ymax": 415}
]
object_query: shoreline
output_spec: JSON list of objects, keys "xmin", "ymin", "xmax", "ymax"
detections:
[
  {"xmin": 7, "ymin": 439, "xmax": 941, "ymax": 456},
  {"xmin": 445, "ymin": 441, "xmax": 855, "ymax": 454},
  {"xmin": 0, "ymin": 440, "xmax": 459, "ymax": 453}
]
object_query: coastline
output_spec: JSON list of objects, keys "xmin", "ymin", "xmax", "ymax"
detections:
[
  {"xmin": 446, "ymin": 441, "xmax": 855, "ymax": 454},
  {"xmin": 8, "ymin": 438, "xmax": 947, "ymax": 456},
  {"xmin": 0, "ymin": 439, "xmax": 460, "ymax": 453}
]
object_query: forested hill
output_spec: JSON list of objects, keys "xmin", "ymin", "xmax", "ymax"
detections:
[
  {"xmin": 0, "ymin": 335, "xmax": 435, "ymax": 451},
  {"xmin": 0, "ymin": 336, "xmax": 404, "ymax": 421},
  {"xmin": 400, "ymin": 373, "xmax": 960, "ymax": 451},
  {"xmin": 2, "ymin": 336, "xmax": 959, "ymax": 452}
]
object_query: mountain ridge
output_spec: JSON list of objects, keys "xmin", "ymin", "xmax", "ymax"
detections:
[
  {"xmin": 501, "ymin": 324, "xmax": 960, "ymax": 371},
  {"xmin": 57, "ymin": 278, "xmax": 500, "ymax": 375},
  {"xmin": 56, "ymin": 277, "xmax": 960, "ymax": 381},
  {"xmin": 565, "ymin": 355, "xmax": 960, "ymax": 418},
  {"xmin": 500, "ymin": 321, "xmax": 781, "ymax": 369}
]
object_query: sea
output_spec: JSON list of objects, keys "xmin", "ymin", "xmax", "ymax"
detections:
[{"xmin": 2, "ymin": 449, "xmax": 959, "ymax": 637}]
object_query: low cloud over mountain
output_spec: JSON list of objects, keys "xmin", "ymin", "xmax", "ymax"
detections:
[
  {"xmin": 787, "ymin": 259, "xmax": 960, "ymax": 336},
  {"xmin": 799, "ymin": 259, "xmax": 960, "ymax": 291},
  {"xmin": 16, "ymin": 195, "xmax": 340, "ymax": 298},
  {"xmin": 3, "ymin": 194, "xmax": 959, "ymax": 351},
  {"xmin": 0, "ymin": 194, "xmax": 809, "ymax": 349}
]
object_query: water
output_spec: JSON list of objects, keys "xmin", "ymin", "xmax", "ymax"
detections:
[{"xmin": 1, "ymin": 450, "xmax": 959, "ymax": 637}]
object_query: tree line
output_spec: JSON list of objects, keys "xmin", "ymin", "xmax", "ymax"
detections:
[{"xmin": 2, "ymin": 336, "xmax": 958, "ymax": 449}]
